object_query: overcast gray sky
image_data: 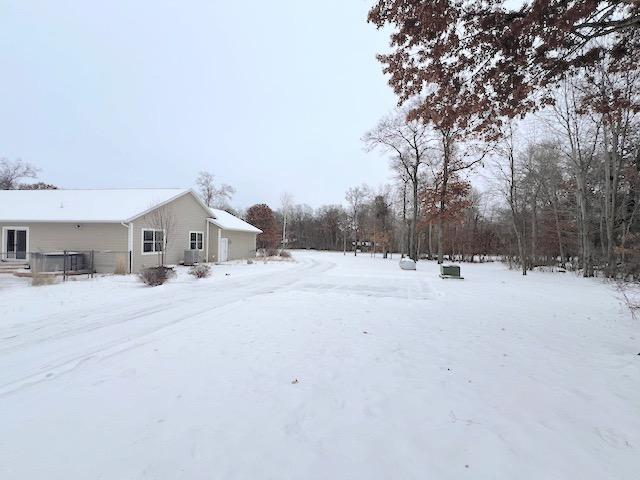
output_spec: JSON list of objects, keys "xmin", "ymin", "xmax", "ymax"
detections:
[{"xmin": 0, "ymin": 1, "xmax": 398, "ymax": 209}]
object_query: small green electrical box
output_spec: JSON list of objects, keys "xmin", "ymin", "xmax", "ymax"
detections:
[{"xmin": 440, "ymin": 264, "xmax": 463, "ymax": 279}]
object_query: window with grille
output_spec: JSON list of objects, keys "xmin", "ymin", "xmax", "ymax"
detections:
[
  {"xmin": 142, "ymin": 229, "xmax": 164, "ymax": 253},
  {"xmin": 190, "ymin": 231, "xmax": 204, "ymax": 250}
]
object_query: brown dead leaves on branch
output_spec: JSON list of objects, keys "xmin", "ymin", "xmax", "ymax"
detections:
[{"xmin": 368, "ymin": 0, "xmax": 640, "ymax": 129}]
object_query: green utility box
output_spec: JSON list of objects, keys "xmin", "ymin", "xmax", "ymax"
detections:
[{"xmin": 440, "ymin": 264, "xmax": 464, "ymax": 279}]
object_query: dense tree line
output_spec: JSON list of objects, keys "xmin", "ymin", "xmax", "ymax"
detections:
[
  {"xmin": 279, "ymin": 83, "xmax": 634, "ymax": 278},
  {"xmin": 361, "ymin": 0, "xmax": 640, "ymax": 279},
  {"xmin": 252, "ymin": 2, "xmax": 640, "ymax": 281}
]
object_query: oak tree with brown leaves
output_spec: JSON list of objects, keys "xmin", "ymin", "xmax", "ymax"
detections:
[
  {"xmin": 246, "ymin": 203, "xmax": 279, "ymax": 250},
  {"xmin": 368, "ymin": 1, "xmax": 640, "ymax": 125}
]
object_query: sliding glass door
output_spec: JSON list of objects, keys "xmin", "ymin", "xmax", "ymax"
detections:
[{"xmin": 3, "ymin": 228, "xmax": 28, "ymax": 260}]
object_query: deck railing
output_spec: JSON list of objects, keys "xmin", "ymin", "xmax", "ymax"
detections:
[{"xmin": 0, "ymin": 250, "xmax": 133, "ymax": 280}]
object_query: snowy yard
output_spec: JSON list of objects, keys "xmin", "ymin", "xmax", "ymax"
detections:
[{"xmin": 1, "ymin": 250, "xmax": 639, "ymax": 479}]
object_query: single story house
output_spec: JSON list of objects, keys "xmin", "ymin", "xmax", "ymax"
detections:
[{"xmin": 0, "ymin": 188, "xmax": 262, "ymax": 273}]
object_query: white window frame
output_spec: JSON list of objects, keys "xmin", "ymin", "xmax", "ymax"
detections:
[
  {"xmin": 1, "ymin": 226, "xmax": 30, "ymax": 261},
  {"xmin": 188, "ymin": 231, "xmax": 204, "ymax": 251},
  {"xmin": 141, "ymin": 228, "xmax": 166, "ymax": 255}
]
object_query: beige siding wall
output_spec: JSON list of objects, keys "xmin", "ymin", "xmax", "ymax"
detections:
[
  {"xmin": 1, "ymin": 193, "xmax": 258, "ymax": 273},
  {"xmin": 131, "ymin": 192, "xmax": 211, "ymax": 272},
  {"xmin": 206, "ymin": 225, "xmax": 256, "ymax": 262},
  {"xmin": 0, "ymin": 222, "xmax": 128, "ymax": 273},
  {"xmin": 222, "ymin": 230, "xmax": 257, "ymax": 260}
]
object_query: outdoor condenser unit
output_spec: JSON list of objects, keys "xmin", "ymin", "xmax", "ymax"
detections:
[{"xmin": 184, "ymin": 250, "xmax": 200, "ymax": 266}]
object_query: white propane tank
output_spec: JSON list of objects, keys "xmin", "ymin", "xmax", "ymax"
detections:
[{"xmin": 399, "ymin": 258, "xmax": 416, "ymax": 270}]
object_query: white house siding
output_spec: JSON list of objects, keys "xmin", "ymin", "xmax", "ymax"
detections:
[
  {"xmin": 0, "ymin": 222, "xmax": 128, "ymax": 273},
  {"xmin": 131, "ymin": 192, "xmax": 211, "ymax": 272}
]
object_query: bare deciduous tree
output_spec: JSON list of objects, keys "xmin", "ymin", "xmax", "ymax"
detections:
[
  {"xmin": 345, "ymin": 184, "xmax": 371, "ymax": 256},
  {"xmin": 145, "ymin": 204, "xmax": 176, "ymax": 267},
  {"xmin": 337, "ymin": 214, "xmax": 351, "ymax": 255},
  {"xmin": 364, "ymin": 102, "xmax": 435, "ymax": 260},
  {"xmin": 0, "ymin": 159, "xmax": 38, "ymax": 190},
  {"xmin": 494, "ymin": 123, "xmax": 528, "ymax": 275},
  {"xmin": 549, "ymin": 77, "xmax": 601, "ymax": 276},
  {"xmin": 280, "ymin": 191, "xmax": 293, "ymax": 249},
  {"xmin": 196, "ymin": 171, "xmax": 235, "ymax": 208}
]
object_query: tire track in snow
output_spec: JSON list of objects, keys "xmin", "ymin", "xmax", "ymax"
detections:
[
  {"xmin": 0, "ymin": 258, "xmax": 321, "ymax": 353},
  {"xmin": 0, "ymin": 257, "xmax": 336, "ymax": 396}
]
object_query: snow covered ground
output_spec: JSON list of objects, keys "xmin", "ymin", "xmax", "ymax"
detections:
[{"xmin": 0, "ymin": 251, "xmax": 638, "ymax": 479}]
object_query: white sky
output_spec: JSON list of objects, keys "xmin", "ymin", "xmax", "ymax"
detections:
[{"xmin": 0, "ymin": 1, "xmax": 399, "ymax": 209}]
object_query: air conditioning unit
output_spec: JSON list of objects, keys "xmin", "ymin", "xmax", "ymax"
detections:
[{"xmin": 184, "ymin": 250, "xmax": 200, "ymax": 266}]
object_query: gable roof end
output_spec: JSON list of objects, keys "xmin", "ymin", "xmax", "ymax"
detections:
[{"xmin": 125, "ymin": 188, "xmax": 212, "ymax": 222}]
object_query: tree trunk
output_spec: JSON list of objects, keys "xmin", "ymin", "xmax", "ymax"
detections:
[
  {"xmin": 575, "ymin": 173, "xmax": 594, "ymax": 276},
  {"xmin": 437, "ymin": 204, "xmax": 445, "ymax": 264},
  {"xmin": 550, "ymin": 196, "xmax": 565, "ymax": 267},
  {"xmin": 508, "ymin": 148, "xmax": 526, "ymax": 275},
  {"xmin": 402, "ymin": 180, "xmax": 408, "ymax": 258},
  {"xmin": 511, "ymin": 212, "xmax": 526, "ymax": 275},
  {"xmin": 282, "ymin": 213, "xmax": 287, "ymax": 249},
  {"xmin": 603, "ymin": 124, "xmax": 615, "ymax": 276},
  {"xmin": 531, "ymin": 195, "xmax": 538, "ymax": 267},
  {"xmin": 437, "ymin": 134, "xmax": 451, "ymax": 265},
  {"xmin": 411, "ymin": 167, "xmax": 419, "ymax": 261}
]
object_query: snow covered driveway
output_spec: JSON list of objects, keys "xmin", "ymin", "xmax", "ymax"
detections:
[{"xmin": 1, "ymin": 251, "xmax": 638, "ymax": 479}]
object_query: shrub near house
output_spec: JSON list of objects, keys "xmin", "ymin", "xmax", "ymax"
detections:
[
  {"xmin": 188, "ymin": 264, "xmax": 211, "ymax": 278},
  {"xmin": 138, "ymin": 266, "xmax": 176, "ymax": 286}
]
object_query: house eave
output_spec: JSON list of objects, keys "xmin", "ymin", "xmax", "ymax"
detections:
[{"xmin": 206, "ymin": 218, "xmax": 262, "ymax": 234}]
